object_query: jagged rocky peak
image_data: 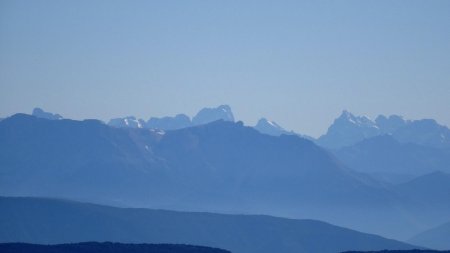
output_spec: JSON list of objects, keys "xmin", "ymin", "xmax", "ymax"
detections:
[
  {"xmin": 32, "ymin": 107, "xmax": 63, "ymax": 120},
  {"xmin": 336, "ymin": 110, "xmax": 377, "ymax": 128},
  {"xmin": 316, "ymin": 110, "xmax": 380, "ymax": 149},
  {"xmin": 108, "ymin": 116, "xmax": 145, "ymax": 128},
  {"xmin": 192, "ymin": 105, "xmax": 235, "ymax": 126}
]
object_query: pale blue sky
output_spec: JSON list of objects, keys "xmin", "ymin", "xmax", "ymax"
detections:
[{"xmin": 1, "ymin": 0, "xmax": 449, "ymax": 137}]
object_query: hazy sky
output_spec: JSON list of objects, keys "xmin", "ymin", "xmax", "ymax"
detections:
[{"xmin": 1, "ymin": 0, "xmax": 449, "ymax": 137}]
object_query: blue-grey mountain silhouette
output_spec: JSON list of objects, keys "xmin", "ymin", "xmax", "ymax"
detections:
[
  {"xmin": 317, "ymin": 111, "xmax": 450, "ymax": 149},
  {"xmin": 32, "ymin": 107, "xmax": 63, "ymax": 120},
  {"xmin": 254, "ymin": 118, "xmax": 294, "ymax": 136},
  {"xmin": 317, "ymin": 110, "xmax": 380, "ymax": 149},
  {"xmin": 375, "ymin": 115, "xmax": 409, "ymax": 134},
  {"xmin": 146, "ymin": 114, "xmax": 191, "ymax": 130},
  {"xmin": 335, "ymin": 135, "xmax": 450, "ymax": 180},
  {"xmin": 106, "ymin": 105, "xmax": 234, "ymax": 130},
  {"xmin": 0, "ymin": 197, "xmax": 418, "ymax": 253},
  {"xmin": 392, "ymin": 119, "xmax": 450, "ymax": 149},
  {"xmin": 192, "ymin": 105, "xmax": 234, "ymax": 125},
  {"xmin": 409, "ymin": 221, "xmax": 450, "ymax": 250},
  {"xmin": 395, "ymin": 171, "xmax": 450, "ymax": 210},
  {"xmin": 1, "ymin": 113, "xmax": 449, "ymax": 240}
]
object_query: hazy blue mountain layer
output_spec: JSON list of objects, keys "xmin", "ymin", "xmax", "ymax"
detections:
[
  {"xmin": 32, "ymin": 107, "xmax": 63, "ymax": 120},
  {"xmin": 253, "ymin": 118, "xmax": 293, "ymax": 136},
  {"xmin": 317, "ymin": 111, "xmax": 450, "ymax": 149},
  {"xmin": 317, "ymin": 110, "xmax": 381, "ymax": 149},
  {"xmin": 192, "ymin": 105, "xmax": 234, "ymax": 125},
  {"xmin": 335, "ymin": 135, "xmax": 450, "ymax": 177},
  {"xmin": 1, "ymin": 114, "xmax": 449, "ymax": 240},
  {"xmin": 0, "ymin": 197, "xmax": 418, "ymax": 253},
  {"xmin": 0, "ymin": 242, "xmax": 230, "ymax": 253},
  {"xmin": 409, "ymin": 221, "xmax": 450, "ymax": 250},
  {"xmin": 146, "ymin": 114, "xmax": 191, "ymax": 130},
  {"xmin": 108, "ymin": 105, "xmax": 234, "ymax": 130}
]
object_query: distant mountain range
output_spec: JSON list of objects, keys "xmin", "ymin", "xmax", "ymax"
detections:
[
  {"xmin": 28, "ymin": 107, "xmax": 450, "ymax": 151},
  {"xmin": 0, "ymin": 197, "xmax": 418, "ymax": 253},
  {"xmin": 334, "ymin": 135, "xmax": 450, "ymax": 180},
  {"xmin": 107, "ymin": 105, "xmax": 235, "ymax": 131},
  {"xmin": 1, "ymin": 113, "xmax": 450, "ymax": 240},
  {"xmin": 317, "ymin": 111, "xmax": 450, "ymax": 149}
]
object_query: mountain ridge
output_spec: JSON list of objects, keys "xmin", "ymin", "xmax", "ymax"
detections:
[{"xmin": 0, "ymin": 196, "xmax": 418, "ymax": 253}]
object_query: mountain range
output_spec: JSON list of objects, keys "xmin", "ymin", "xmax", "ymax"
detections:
[
  {"xmin": 334, "ymin": 135, "xmax": 450, "ymax": 182},
  {"xmin": 1, "ymin": 106, "xmax": 450, "ymax": 248},
  {"xmin": 317, "ymin": 111, "xmax": 450, "ymax": 149},
  {"xmin": 1, "ymin": 112, "xmax": 450, "ymax": 241},
  {"xmin": 0, "ymin": 197, "xmax": 418, "ymax": 253},
  {"xmin": 31, "ymin": 107, "xmax": 450, "ymax": 152}
]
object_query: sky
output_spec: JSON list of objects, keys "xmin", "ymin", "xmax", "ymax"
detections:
[{"xmin": 1, "ymin": 0, "xmax": 449, "ymax": 137}]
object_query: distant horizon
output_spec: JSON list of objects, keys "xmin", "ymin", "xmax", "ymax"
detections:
[
  {"xmin": 1, "ymin": 1, "xmax": 449, "ymax": 137},
  {"xmin": 3, "ymin": 105, "xmax": 449, "ymax": 138}
]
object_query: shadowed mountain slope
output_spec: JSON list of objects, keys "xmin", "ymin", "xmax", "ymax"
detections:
[
  {"xmin": 335, "ymin": 135, "xmax": 450, "ymax": 177},
  {"xmin": 0, "ymin": 197, "xmax": 417, "ymax": 253},
  {"xmin": 409, "ymin": 221, "xmax": 450, "ymax": 250}
]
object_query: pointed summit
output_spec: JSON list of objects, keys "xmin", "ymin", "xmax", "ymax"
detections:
[
  {"xmin": 32, "ymin": 107, "xmax": 63, "ymax": 120},
  {"xmin": 192, "ymin": 105, "xmax": 235, "ymax": 126},
  {"xmin": 254, "ymin": 118, "xmax": 291, "ymax": 136},
  {"xmin": 317, "ymin": 110, "xmax": 380, "ymax": 149}
]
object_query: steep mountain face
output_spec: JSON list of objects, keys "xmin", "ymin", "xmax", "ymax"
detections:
[
  {"xmin": 254, "ymin": 118, "xmax": 293, "ymax": 136},
  {"xmin": 317, "ymin": 111, "xmax": 380, "ymax": 149},
  {"xmin": 0, "ymin": 242, "xmax": 230, "ymax": 253},
  {"xmin": 2, "ymin": 114, "xmax": 371, "ymax": 207},
  {"xmin": 108, "ymin": 116, "xmax": 146, "ymax": 128},
  {"xmin": 0, "ymin": 197, "xmax": 418, "ymax": 253},
  {"xmin": 192, "ymin": 105, "xmax": 234, "ymax": 125},
  {"xmin": 317, "ymin": 111, "xmax": 450, "ymax": 149},
  {"xmin": 146, "ymin": 114, "xmax": 191, "ymax": 130},
  {"xmin": 151, "ymin": 120, "xmax": 391, "ymax": 209},
  {"xmin": 409, "ymin": 221, "xmax": 450, "ymax": 250},
  {"xmin": 335, "ymin": 135, "xmax": 450, "ymax": 177},
  {"xmin": 32, "ymin": 107, "xmax": 63, "ymax": 120},
  {"xmin": 0, "ymin": 114, "xmax": 168, "ymax": 204}
]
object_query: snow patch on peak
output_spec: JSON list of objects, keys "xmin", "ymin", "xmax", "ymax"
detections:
[{"xmin": 108, "ymin": 116, "xmax": 145, "ymax": 129}]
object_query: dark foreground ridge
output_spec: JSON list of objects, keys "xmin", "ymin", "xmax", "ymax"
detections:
[
  {"xmin": 0, "ymin": 242, "xmax": 231, "ymax": 253},
  {"xmin": 343, "ymin": 250, "xmax": 450, "ymax": 253}
]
